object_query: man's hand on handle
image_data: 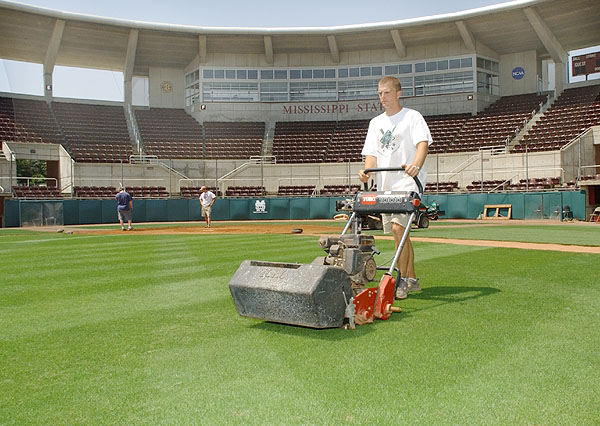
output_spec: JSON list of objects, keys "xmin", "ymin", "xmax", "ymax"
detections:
[
  {"xmin": 359, "ymin": 164, "xmax": 420, "ymax": 183},
  {"xmin": 402, "ymin": 163, "xmax": 420, "ymax": 178},
  {"xmin": 358, "ymin": 169, "xmax": 370, "ymax": 183}
]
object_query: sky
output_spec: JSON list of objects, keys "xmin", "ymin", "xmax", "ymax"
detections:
[{"xmin": 0, "ymin": 0, "xmax": 597, "ymax": 100}]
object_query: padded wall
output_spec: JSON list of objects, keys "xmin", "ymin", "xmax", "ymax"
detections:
[{"xmin": 2, "ymin": 192, "xmax": 587, "ymax": 227}]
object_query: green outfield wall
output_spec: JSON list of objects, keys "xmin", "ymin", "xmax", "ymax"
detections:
[{"xmin": 3, "ymin": 191, "xmax": 586, "ymax": 227}]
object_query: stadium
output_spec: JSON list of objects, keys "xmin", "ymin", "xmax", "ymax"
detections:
[{"xmin": 1, "ymin": 0, "xmax": 600, "ymax": 424}]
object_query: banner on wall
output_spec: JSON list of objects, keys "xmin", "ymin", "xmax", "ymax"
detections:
[{"xmin": 253, "ymin": 199, "xmax": 268, "ymax": 214}]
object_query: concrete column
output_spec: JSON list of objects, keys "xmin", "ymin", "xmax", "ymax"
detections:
[
  {"xmin": 554, "ymin": 61, "xmax": 566, "ymax": 97},
  {"xmin": 43, "ymin": 19, "xmax": 65, "ymax": 101},
  {"xmin": 327, "ymin": 35, "xmax": 339, "ymax": 64},
  {"xmin": 123, "ymin": 29, "xmax": 139, "ymax": 107}
]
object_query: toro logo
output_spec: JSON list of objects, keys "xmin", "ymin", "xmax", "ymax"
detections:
[
  {"xmin": 512, "ymin": 67, "xmax": 525, "ymax": 80},
  {"xmin": 361, "ymin": 194, "xmax": 377, "ymax": 205}
]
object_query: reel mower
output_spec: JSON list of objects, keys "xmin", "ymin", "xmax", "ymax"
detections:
[{"xmin": 228, "ymin": 167, "xmax": 423, "ymax": 329}]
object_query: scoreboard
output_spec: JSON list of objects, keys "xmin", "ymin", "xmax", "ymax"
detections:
[{"xmin": 572, "ymin": 51, "xmax": 600, "ymax": 78}]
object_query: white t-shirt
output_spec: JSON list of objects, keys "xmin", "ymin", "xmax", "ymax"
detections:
[
  {"xmin": 200, "ymin": 191, "xmax": 216, "ymax": 207},
  {"xmin": 361, "ymin": 107, "xmax": 433, "ymax": 194}
]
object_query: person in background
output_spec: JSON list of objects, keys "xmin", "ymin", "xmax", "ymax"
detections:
[
  {"xmin": 199, "ymin": 186, "xmax": 216, "ymax": 228},
  {"xmin": 116, "ymin": 186, "xmax": 133, "ymax": 231},
  {"xmin": 358, "ymin": 76, "xmax": 432, "ymax": 299}
]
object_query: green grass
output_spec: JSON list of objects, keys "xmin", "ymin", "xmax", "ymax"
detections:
[
  {"xmin": 412, "ymin": 223, "xmax": 600, "ymax": 246},
  {"xmin": 1, "ymin": 225, "xmax": 599, "ymax": 425}
]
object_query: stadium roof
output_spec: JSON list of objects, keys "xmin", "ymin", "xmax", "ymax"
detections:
[{"xmin": 0, "ymin": 0, "xmax": 599, "ymax": 75}]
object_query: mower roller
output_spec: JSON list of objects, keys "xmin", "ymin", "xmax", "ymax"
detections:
[{"xmin": 228, "ymin": 167, "xmax": 423, "ymax": 329}]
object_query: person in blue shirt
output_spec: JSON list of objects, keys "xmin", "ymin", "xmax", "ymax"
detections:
[{"xmin": 116, "ymin": 186, "xmax": 133, "ymax": 231}]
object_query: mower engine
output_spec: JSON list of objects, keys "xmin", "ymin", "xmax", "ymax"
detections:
[{"xmin": 317, "ymin": 234, "xmax": 379, "ymax": 295}]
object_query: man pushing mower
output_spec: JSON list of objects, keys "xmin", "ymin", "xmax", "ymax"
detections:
[
  {"xmin": 358, "ymin": 76, "xmax": 433, "ymax": 299},
  {"xmin": 228, "ymin": 76, "xmax": 433, "ymax": 329}
]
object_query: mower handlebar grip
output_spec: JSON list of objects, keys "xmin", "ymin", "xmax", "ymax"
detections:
[{"xmin": 363, "ymin": 167, "xmax": 423, "ymax": 195}]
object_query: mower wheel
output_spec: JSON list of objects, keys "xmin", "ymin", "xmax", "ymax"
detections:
[
  {"xmin": 367, "ymin": 215, "xmax": 383, "ymax": 230},
  {"xmin": 417, "ymin": 214, "xmax": 429, "ymax": 229}
]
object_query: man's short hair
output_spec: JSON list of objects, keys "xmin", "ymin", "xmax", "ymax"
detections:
[
  {"xmin": 200, "ymin": 186, "xmax": 207, "ymax": 191},
  {"xmin": 379, "ymin": 76, "xmax": 402, "ymax": 91}
]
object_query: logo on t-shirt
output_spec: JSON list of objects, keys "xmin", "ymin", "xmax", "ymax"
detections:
[{"xmin": 379, "ymin": 125, "xmax": 397, "ymax": 151}]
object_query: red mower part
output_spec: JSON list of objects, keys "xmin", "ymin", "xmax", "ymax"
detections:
[
  {"xmin": 352, "ymin": 287, "xmax": 377, "ymax": 324},
  {"xmin": 374, "ymin": 273, "xmax": 397, "ymax": 320}
]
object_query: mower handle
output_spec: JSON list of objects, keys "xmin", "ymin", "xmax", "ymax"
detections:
[{"xmin": 363, "ymin": 167, "xmax": 423, "ymax": 195}]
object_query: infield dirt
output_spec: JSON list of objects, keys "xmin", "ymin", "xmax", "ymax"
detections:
[{"xmin": 42, "ymin": 220, "xmax": 600, "ymax": 254}]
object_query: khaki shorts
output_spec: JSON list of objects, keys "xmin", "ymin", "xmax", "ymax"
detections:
[
  {"xmin": 201, "ymin": 205, "xmax": 212, "ymax": 217},
  {"xmin": 118, "ymin": 209, "xmax": 132, "ymax": 222},
  {"xmin": 381, "ymin": 213, "xmax": 411, "ymax": 234}
]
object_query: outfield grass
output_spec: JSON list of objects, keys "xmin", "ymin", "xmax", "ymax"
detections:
[
  {"xmin": 411, "ymin": 222, "xmax": 600, "ymax": 246},
  {"xmin": 1, "ymin": 224, "xmax": 599, "ymax": 425}
]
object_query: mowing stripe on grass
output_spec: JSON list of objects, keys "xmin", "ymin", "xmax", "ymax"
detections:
[{"xmin": 1, "ymin": 227, "xmax": 599, "ymax": 424}]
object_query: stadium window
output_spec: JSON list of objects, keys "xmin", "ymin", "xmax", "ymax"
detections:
[
  {"xmin": 290, "ymin": 70, "xmax": 301, "ymax": 79},
  {"xmin": 426, "ymin": 61, "xmax": 437, "ymax": 72},
  {"xmin": 203, "ymin": 69, "xmax": 213, "ymax": 79},
  {"xmin": 449, "ymin": 59, "xmax": 461, "ymax": 69},
  {"xmin": 260, "ymin": 70, "xmax": 274, "ymax": 79},
  {"xmin": 202, "ymin": 82, "xmax": 258, "ymax": 102},
  {"xmin": 214, "ymin": 69, "xmax": 225, "ymax": 79},
  {"xmin": 290, "ymin": 81, "xmax": 336, "ymax": 101},
  {"xmin": 248, "ymin": 70, "xmax": 258, "ymax": 79},
  {"xmin": 349, "ymin": 67, "xmax": 360, "ymax": 77},
  {"xmin": 225, "ymin": 70, "xmax": 236, "ymax": 79},
  {"xmin": 338, "ymin": 79, "xmax": 378, "ymax": 100},
  {"xmin": 415, "ymin": 62, "xmax": 425, "ymax": 73},
  {"xmin": 437, "ymin": 60, "xmax": 448, "ymax": 70},
  {"xmin": 399, "ymin": 77, "xmax": 413, "ymax": 97},
  {"xmin": 399, "ymin": 64, "xmax": 412, "ymax": 74},
  {"xmin": 274, "ymin": 70, "xmax": 287, "ymax": 79},
  {"xmin": 476, "ymin": 57, "xmax": 499, "ymax": 73},
  {"xmin": 360, "ymin": 67, "xmax": 371, "ymax": 77},
  {"xmin": 338, "ymin": 68, "xmax": 349, "ymax": 78},
  {"xmin": 236, "ymin": 70, "xmax": 247, "ymax": 79},
  {"xmin": 461, "ymin": 57, "xmax": 473, "ymax": 68},
  {"xmin": 385, "ymin": 65, "xmax": 398, "ymax": 75},
  {"xmin": 260, "ymin": 82, "xmax": 288, "ymax": 101},
  {"xmin": 313, "ymin": 69, "xmax": 325, "ymax": 79},
  {"xmin": 185, "ymin": 82, "xmax": 199, "ymax": 106},
  {"xmin": 477, "ymin": 71, "xmax": 499, "ymax": 95},
  {"xmin": 325, "ymin": 69, "xmax": 336, "ymax": 78},
  {"xmin": 371, "ymin": 66, "xmax": 382, "ymax": 76},
  {"xmin": 185, "ymin": 71, "xmax": 199, "ymax": 85},
  {"xmin": 301, "ymin": 69, "xmax": 312, "ymax": 79}
]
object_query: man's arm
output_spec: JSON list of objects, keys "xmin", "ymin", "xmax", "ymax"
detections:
[
  {"xmin": 358, "ymin": 155, "xmax": 377, "ymax": 183},
  {"xmin": 403, "ymin": 141, "xmax": 429, "ymax": 178}
]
